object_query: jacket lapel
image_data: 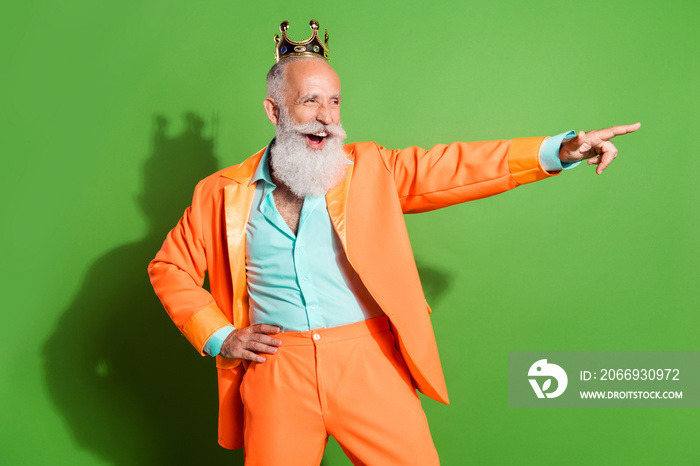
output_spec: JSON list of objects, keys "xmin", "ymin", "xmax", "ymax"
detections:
[
  {"xmin": 326, "ymin": 148, "xmax": 355, "ymax": 254},
  {"xmin": 222, "ymin": 148, "xmax": 265, "ymax": 328}
]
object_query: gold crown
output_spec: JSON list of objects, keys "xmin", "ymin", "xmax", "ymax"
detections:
[{"xmin": 274, "ymin": 20, "xmax": 329, "ymax": 63}]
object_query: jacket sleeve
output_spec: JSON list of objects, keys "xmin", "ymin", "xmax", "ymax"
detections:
[
  {"xmin": 376, "ymin": 137, "xmax": 557, "ymax": 213},
  {"xmin": 148, "ymin": 178, "xmax": 232, "ymax": 355}
]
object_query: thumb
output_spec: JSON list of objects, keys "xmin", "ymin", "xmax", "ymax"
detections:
[{"xmin": 575, "ymin": 131, "xmax": 592, "ymax": 153}]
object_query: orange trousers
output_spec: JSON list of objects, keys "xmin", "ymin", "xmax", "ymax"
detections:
[{"xmin": 240, "ymin": 316, "xmax": 439, "ymax": 465}]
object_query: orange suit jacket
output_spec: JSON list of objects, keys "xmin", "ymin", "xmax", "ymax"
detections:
[{"xmin": 148, "ymin": 137, "xmax": 556, "ymax": 449}]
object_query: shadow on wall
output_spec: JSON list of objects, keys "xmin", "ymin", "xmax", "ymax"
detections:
[
  {"xmin": 415, "ymin": 261, "xmax": 451, "ymax": 308},
  {"xmin": 43, "ymin": 113, "xmax": 245, "ymax": 465}
]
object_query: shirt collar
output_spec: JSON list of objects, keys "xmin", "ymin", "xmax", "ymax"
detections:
[{"xmin": 250, "ymin": 139, "xmax": 275, "ymax": 186}]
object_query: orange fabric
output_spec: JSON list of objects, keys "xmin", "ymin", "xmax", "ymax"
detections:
[
  {"xmin": 148, "ymin": 137, "xmax": 556, "ymax": 449},
  {"xmin": 241, "ymin": 317, "xmax": 439, "ymax": 466},
  {"xmin": 507, "ymin": 137, "xmax": 554, "ymax": 184},
  {"xmin": 183, "ymin": 304, "xmax": 234, "ymax": 354}
]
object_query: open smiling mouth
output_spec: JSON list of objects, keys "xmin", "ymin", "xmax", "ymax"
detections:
[{"xmin": 305, "ymin": 131, "xmax": 328, "ymax": 149}]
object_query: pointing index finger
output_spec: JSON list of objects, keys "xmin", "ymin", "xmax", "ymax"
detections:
[{"xmin": 596, "ymin": 122, "xmax": 641, "ymax": 141}]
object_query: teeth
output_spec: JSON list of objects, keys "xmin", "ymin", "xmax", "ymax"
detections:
[{"xmin": 311, "ymin": 132, "xmax": 327, "ymax": 137}]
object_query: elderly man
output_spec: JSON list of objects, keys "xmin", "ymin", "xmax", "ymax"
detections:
[{"xmin": 149, "ymin": 20, "xmax": 639, "ymax": 465}]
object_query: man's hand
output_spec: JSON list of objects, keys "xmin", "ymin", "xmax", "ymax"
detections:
[
  {"xmin": 219, "ymin": 324, "xmax": 282, "ymax": 363},
  {"xmin": 559, "ymin": 122, "xmax": 641, "ymax": 175}
]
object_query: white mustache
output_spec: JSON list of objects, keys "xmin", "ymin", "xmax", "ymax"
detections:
[{"xmin": 291, "ymin": 119, "xmax": 347, "ymax": 140}]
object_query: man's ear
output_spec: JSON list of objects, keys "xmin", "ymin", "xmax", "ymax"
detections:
[{"xmin": 263, "ymin": 97, "xmax": 280, "ymax": 125}]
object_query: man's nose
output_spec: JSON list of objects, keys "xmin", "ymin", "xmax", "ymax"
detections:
[{"xmin": 316, "ymin": 104, "xmax": 332, "ymax": 125}]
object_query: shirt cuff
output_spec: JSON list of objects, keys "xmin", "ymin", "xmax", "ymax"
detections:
[
  {"xmin": 539, "ymin": 130, "xmax": 580, "ymax": 171},
  {"xmin": 203, "ymin": 326, "xmax": 235, "ymax": 357}
]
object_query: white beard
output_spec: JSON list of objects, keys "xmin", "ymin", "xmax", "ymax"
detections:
[{"xmin": 270, "ymin": 110, "xmax": 349, "ymax": 198}]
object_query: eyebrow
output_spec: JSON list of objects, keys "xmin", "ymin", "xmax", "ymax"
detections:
[{"xmin": 298, "ymin": 93, "xmax": 342, "ymax": 102}]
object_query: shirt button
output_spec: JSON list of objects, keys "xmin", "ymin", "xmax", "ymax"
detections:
[
  {"xmin": 296, "ymin": 246, "xmax": 301, "ymax": 252},
  {"xmin": 310, "ymin": 307, "xmax": 316, "ymax": 312},
  {"xmin": 313, "ymin": 334, "xmax": 321, "ymax": 341},
  {"xmin": 302, "ymin": 277, "xmax": 308, "ymax": 283}
]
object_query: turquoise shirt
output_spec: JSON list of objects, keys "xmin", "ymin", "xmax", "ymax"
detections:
[
  {"xmin": 244, "ymin": 144, "xmax": 384, "ymax": 331},
  {"xmin": 204, "ymin": 132, "xmax": 578, "ymax": 355}
]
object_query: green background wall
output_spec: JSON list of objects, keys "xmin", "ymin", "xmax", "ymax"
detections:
[{"xmin": 2, "ymin": 0, "xmax": 698, "ymax": 464}]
